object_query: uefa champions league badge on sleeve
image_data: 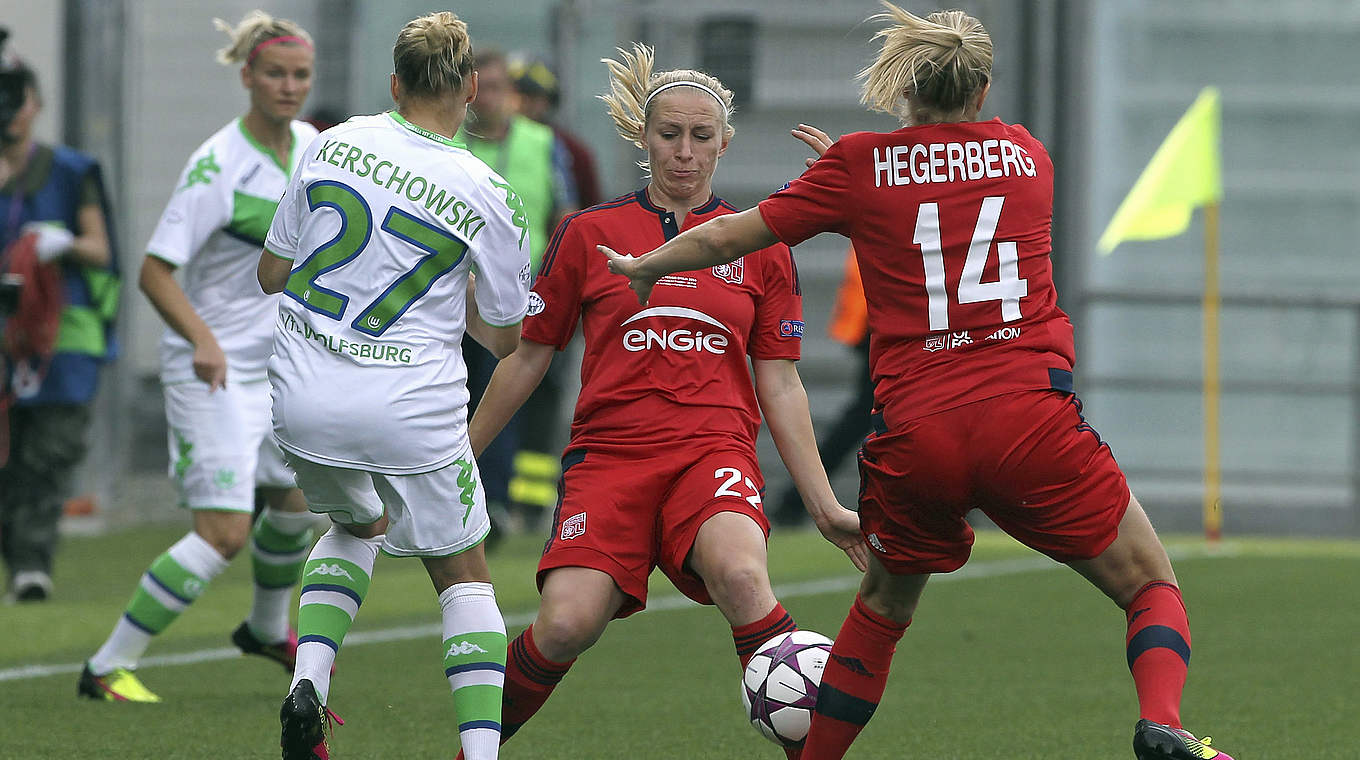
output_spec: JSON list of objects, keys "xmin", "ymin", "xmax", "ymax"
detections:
[
  {"xmin": 527, "ymin": 292, "xmax": 545, "ymax": 316},
  {"xmin": 778, "ymin": 320, "xmax": 804, "ymax": 339}
]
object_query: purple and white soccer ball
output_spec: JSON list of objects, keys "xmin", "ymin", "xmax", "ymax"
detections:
[{"xmin": 740, "ymin": 629, "xmax": 833, "ymax": 747}]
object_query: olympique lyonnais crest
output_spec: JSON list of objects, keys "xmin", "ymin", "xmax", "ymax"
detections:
[
  {"xmin": 560, "ymin": 512, "xmax": 586, "ymax": 540},
  {"xmin": 712, "ymin": 258, "xmax": 744, "ymax": 285}
]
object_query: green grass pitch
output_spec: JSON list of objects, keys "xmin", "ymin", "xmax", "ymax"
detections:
[{"xmin": 1, "ymin": 524, "xmax": 1355, "ymax": 758}]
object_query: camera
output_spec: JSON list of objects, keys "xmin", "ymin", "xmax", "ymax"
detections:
[{"xmin": 0, "ymin": 273, "xmax": 22, "ymax": 317}]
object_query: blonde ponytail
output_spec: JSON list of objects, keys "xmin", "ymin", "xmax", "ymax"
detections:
[
  {"xmin": 858, "ymin": 3, "xmax": 992, "ymax": 123},
  {"xmin": 213, "ymin": 9, "xmax": 312, "ymax": 66},
  {"xmin": 599, "ymin": 43, "xmax": 736, "ymax": 174}
]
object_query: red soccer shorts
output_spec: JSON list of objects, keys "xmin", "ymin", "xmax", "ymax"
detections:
[
  {"xmin": 538, "ymin": 440, "xmax": 771, "ymax": 617},
  {"xmin": 857, "ymin": 390, "xmax": 1130, "ymax": 574}
]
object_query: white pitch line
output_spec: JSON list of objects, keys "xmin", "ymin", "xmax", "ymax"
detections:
[{"xmin": 0, "ymin": 546, "xmax": 1220, "ymax": 683}]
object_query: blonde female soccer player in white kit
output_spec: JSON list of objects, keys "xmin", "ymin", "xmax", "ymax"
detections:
[
  {"xmin": 257, "ymin": 12, "xmax": 529, "ymax": 760},
  {"xmin": 81, "ymin": 11, "xmax": 321, "ymax": 704}
]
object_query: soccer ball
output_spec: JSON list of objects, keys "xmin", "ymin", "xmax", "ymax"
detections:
[{"xmin": 740, "ymin": 629, "xmax": 833, "ymax": 746}]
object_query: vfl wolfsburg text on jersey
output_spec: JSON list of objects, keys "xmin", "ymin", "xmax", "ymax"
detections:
[{"xmin": 278, "ymin": 310, "xmax": 415, "ymax": 365}]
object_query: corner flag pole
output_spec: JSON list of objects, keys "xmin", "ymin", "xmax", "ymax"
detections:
[
  {"xmin": 1202, "ymin": 201, "xmax": 1222, "ymax": 543},
  {"xmin": 1096, "ymin": 87, "xmax": 1223, "ymax": 543}
]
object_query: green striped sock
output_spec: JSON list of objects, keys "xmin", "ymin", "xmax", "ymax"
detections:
[
  {"xmin": 251, "ymin": 511, "xmax": 314, "ymax": 589},
  {"xmin": 444, "ymin": 630, "xmax": 509, "ymax": 722},
  {"xmin": 247, "ymin": 511, "xmax": 315, "ymax": 642},
  {"xmin": 124, "ymin": 550, "xmax": 210, "ymax": 633},
  {"xmin": 298, "ymin": 555, "xmax": 372, "ymax": 652},
  {"xmin": 292, "ymin": 530, "xmax": 382, "ymax": 704},
  {"xmin": 439, "ymin": 582, "xmax": 506, "ymax": 759},
  {"xmin": 90, "ymin": 532, "xmax": 227, "ymax": 673}
]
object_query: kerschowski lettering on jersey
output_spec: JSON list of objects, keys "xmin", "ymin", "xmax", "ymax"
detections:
[
  {"xmin": 312, "ymin": 138, "xmax": 487, "ymax": 240},
  {"xmin": 872, "ymin": 139, "xmax": 1037, "ymax": 188}
]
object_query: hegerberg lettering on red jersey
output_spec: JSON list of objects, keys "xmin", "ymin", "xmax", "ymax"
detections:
[{"xmin": 872, "ymin": 139, "xmax": 1037, "ymax": 187}]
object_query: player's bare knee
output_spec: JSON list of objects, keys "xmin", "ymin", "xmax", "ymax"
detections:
[
  {"xmin": 707, "ymin": 560, "xmax": 769, "ymax": 607},
  {"xmin": 535, "ymin": 608, "xmax": 607, "ymax": 659}
]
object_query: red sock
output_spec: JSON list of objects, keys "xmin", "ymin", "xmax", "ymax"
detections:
[
  {"xmin": 800, "ymin": 596, "xmax": 908, "ymax": 760},
  {"xmin": 1125, "ymin": 581, "xmax": 1190, "ymax": 728},
  {"xmin": 733, "ymin": 602, "xmax": 798, "ymax": 669},
  {"xmin": 502, "ymin": 625, "xmax": 575, "ymax": 742}
]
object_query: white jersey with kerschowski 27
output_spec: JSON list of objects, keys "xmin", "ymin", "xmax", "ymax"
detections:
[{"xmin": 265, "ymin": 112, "xmax": 531, "ymax": 474}]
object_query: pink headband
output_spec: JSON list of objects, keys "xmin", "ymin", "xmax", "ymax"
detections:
[{"xmin": 246, "ymin": 35, "xmax": 312, "ymax": 65}]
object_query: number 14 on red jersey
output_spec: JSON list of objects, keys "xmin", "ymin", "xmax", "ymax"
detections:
[{"xmin": 913, "ymin": 195, "xmax": 1028, "ymax": 332}]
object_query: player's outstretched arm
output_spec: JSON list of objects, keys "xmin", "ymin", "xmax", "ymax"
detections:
[
  {"xmin": 468, "ymin": 338, "xmax": 555, "ymax": 459},
  {"xmin": 601, "ymin": 208, "xmax": 779, "ymax": 305},
  {"xmin": 752, "ymin": 358, "xmax": 868, "ymax": 572}
]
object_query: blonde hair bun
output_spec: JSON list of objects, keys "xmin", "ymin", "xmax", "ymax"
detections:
[{"xmin": 394, "ymin": 12, "xmax": 474, "ymax": 96}]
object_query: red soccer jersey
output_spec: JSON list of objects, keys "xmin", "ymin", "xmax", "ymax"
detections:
[
  {"xmin": 758, "ymin": 118, "xmax": 1075, "ymax": 425},
  {"xmin": 526, "ymin": 189, "xmax": 804, "ymax": 447}
]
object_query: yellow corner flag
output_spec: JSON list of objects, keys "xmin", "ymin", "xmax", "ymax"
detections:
[{"xmin": 1098, "ymin": 87, "xmax": 1222, "ymax": 254}]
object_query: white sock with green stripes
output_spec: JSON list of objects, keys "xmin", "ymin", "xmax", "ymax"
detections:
[
  {"xmin": 291, "ymin": 526, "xmax": 383, "ymax": 704},
  {"xmin": 247, "ymin": 508, "xmax": 316, "ymax": 643},
  {"xmin": 88, "ymin": 531, "xmax": 228, "ymax": 674},
  {"xmin": 439, "ymin": 581, "xmax": 507, "ymax": 760}
]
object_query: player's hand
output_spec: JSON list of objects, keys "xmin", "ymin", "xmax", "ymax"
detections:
[
  {"xmin": 791, "ymin": 123, "xmax": 834, "ymax": 168},
  {"xmin": 192, "ymin": 339, "xmax": 228, "ymax": 392},
  {"xmin": 599, "ymin": 245, "xmax": 655, "ymax": 305},
  {"xmin": 814, "ymin": 505, "xmax": 869, "ymax": 572}
]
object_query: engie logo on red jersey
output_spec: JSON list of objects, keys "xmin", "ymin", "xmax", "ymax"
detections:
[
  {"xmin": 620, "ymin": 306, "xmax": 732, "ymax": 355},
  {"xmin": 711, "ymin": 259, "xmax": 743, "ymax": 285}
]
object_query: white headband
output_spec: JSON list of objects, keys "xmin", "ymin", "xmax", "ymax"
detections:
[{"xmin": 643, "ymin": 80, "xmax": 728, "ymax": 113}]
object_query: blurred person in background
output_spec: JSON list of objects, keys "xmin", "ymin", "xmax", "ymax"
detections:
[
  {"xmin": 502, "ymin": 53, "xmax": 603, "ymax": 533},
  {"xmin": 769, "ymin": 244, "xmax": 872, "ymax": 527},
  {"xmin": 461, "ymin": 43, "xmax": 865, "ymax": 759},
  {"xmin": 605, "ymin": 5, "xmax": 1236, "ymax": 760},
  {"xmin": 511, "ymin": 54, "xmax": 604, "ymax": 210},
  {"xmin": 80, "ymin": 11, "xmax": 320, "ymax": 704},
  {"xmin": 460, "ymin": 48, "xmax": 577, "ymax": 537},
  {"xmin": 259, "ymin": 13, "xmax": 528, "ymax": 758},
  {"xmin": 0, "ymin": 28, "xmax": 119, "ymax": 603}
]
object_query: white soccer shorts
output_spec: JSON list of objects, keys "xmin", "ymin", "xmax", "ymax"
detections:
[
  {"xmin": 163, "ymin": 379, "xmax": 296, "ymax": 512},
  {"xmin": 284, "ymin": 449, "xmax": 490, "ymax": 557}
]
